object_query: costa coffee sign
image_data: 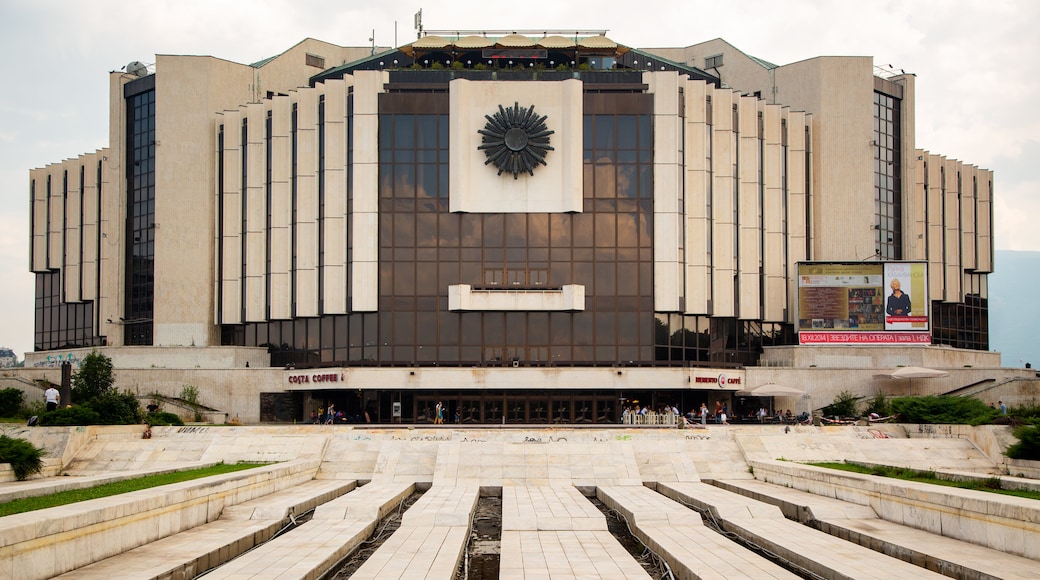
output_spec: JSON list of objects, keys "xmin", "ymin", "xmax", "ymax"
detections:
[
  {"xmin": 287, "ymin": 372, "xmax": 345, "ymax": 385},
  {"xmin": 693, "ymin": 373, "xmax": 741, "ymax": 387}
]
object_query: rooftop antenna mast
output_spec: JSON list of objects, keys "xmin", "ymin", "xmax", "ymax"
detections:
[
  {"xmin": 369, "ymin": 29, "xmax": 375, "ymax": 55},
  {"xmin": 414, "ymin": 9, "xmax": 423, "ymax": 39}
]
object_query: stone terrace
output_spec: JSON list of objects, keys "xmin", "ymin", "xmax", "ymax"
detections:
[{"xmin": 0, "ymin": 423, "xmax": 1036, "ymax": 579}]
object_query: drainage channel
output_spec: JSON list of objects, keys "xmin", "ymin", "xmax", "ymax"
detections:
[
  {"xmin": 589, "ymin": 496, "xmax": 671, "ymax": 578},
  {"xmin": 456, "ymin": 491, "xmax": 502, "ymax": 579},
  {"xmin": 323, "ymin": 488, "xmax": 425, "ymax": 579}
]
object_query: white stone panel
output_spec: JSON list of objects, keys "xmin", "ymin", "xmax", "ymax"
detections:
[
  {"xmin": 80, "ymin": 154, "xmax": 100, "ymax": 302},
  {"xmin": 683, "ymin": 80, "xmax": 710, "ymax": 314},
  {"xmin": 219, "ymin": 109, "xmax": 243, "ymax": 324},
  {"xmin": 64, "ymin": 161, "xmax": 83, "ymax": 303},
  {"xmin": 711, "ymin": 89, "xmax": 736, "ymax": 317},
  {"xmin": 651, "ymin": 72, "xmax": 683, "ymax": 313},
  {"xmin": 269, "ymin": 96, "xmax": 292, "ymax": 319},
  {"xmin": 244, "ymin": 103, "xmax": 267, "ymax": 322},
  {"xmin": 295, "ymin": 89, "xmax": 320, "ymax": 318},
  {"xmin": 976, "ymin": 169, "xmax": 993, "ymax": 273},
  {"xmin": 762, "ymin": 103, "xmax": 785, "ymax": 322},
  {"xmin": 923, "ymin": 154, "xmax": 944, "ymax": 302},
  {"xmin": 30, "ymin": 168, "xmax": 50, "ymax": 272},
  {"xmin": 786, "ymin": 111, "xmax": 809, "ymax": 317},
  {"xmin": 322, "ymin": 79, "xmax": 349, "ymax": 314},
  {"xmin": 448, "ymin": 284, "xmax": 585, "ymax": 311},
  {"xmin": 959, "ymin": 164, "xmax": 976, "ymax": 272},
  {"xmin": 448, "ymin": 79, "xmax": 583, "ymax": 213},
  {"xmin": 351, "ymin": 71, "xmax": 384, "ymax": 312},
  {"xmin": 48, "ymin": 165, "xmax": 64, "ymax": 270},
  {"xmin": 737, "ymin": 95, "xmax": 760, "ymax": 319},
  {"xmin": 944, "ymin": 158, "xmax": 961, "ymax": 300}
]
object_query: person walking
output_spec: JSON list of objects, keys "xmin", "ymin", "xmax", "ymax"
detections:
[
  {"xmin": 435, "ymin": 401, "xmax": 444, "ymax": 424},
  {"xmin": 45, "ymin": 386, "xmax": 60, "ymax": 411},
  {"xmin": 700, "ymin": 403, "xmax": 708, "ymax": 426}
]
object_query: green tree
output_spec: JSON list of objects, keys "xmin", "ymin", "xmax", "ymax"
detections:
[
  {"xmin": 65, "ymin": 351, "xmax": 141, "ymax": 425},
  {"xmin": 71, "ymin": 351, "xmax": 115, "ymax": 403}
]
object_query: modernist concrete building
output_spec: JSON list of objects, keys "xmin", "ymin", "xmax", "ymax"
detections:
[{"xmin": 26, "ymin": 31, "xmax": 1002, "ymax": 424}]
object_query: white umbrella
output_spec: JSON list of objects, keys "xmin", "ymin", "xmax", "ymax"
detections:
[
  {"xmin": 890, "ymin": 366, "xmax": 949, "ymax": 379},
  {"xmin": 736, "ymin": 383, "xmax": 805, "ymax": 397},
  {"xmin": 873, "ymin": 366, "xmax": 949, "ymax": 395}
]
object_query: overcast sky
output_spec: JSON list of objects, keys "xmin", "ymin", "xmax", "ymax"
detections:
[{"xmin": 1, "ymin": 0, "xmax": 1037, "ymax": 360}]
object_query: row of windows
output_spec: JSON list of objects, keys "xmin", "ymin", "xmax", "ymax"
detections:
[
  {"xmin": 34, "ymin": 272, "xmax": 102, "ymax": 351},
  {"xmin": 873, "ymin": 91, "xmax": 902, "ymax": 260},
  {"xmin": 125, "ymin": 89, "xmax": 156, "ymax": 344},
  {"xmin": 931, "ymin": 298, "xmax": 988, "ymax": 351}
]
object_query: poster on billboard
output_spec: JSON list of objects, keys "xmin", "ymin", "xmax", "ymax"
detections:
[
  {"xmin": 883, "ymin": 262, "xmax": 928, "ymax": 331},
  {"xmin": 796, "ymin": 262, "xmax": 929, "ymax": 344}
]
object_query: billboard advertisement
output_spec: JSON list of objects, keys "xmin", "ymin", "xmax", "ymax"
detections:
[{"xmin": 797, "ymin": 262, "xmax": 929, "ymax": 344}]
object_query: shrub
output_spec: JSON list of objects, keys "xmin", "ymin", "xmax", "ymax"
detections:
[
  {"xmin": 822, "ymin": 390, "xmax": 860, "ymax": 418},
  {"xmin": 863, "ymin": 392, "xmax": 890, "ymax": 417},
  {"xmin": 180, "ymin": 385, "xmax": 202, "ymax": 422},
  {"xmin": 0, "ymin": 388, "xmax": 24, "ymax": 417},
  {"xmin": 0, "ymin": 434, "xmax": 45, "ymax": 480},
  {"xmin": 890, "ymin": 396, "xmax": 996, "ymax": 425},
  {"xmin": 146, "ymin": 411, "xmax": 184, "ymax": 426},
  {"xmin": 39, "ymin": 406, "xmax": 101, "ymax": 426},
  {"xmin": 91, "ymin": 390, "xmax": 142, "ymax": 425},
  {"xmin": 1006, "ymin": 424, "xmax": 1040, "ymax": 461}
]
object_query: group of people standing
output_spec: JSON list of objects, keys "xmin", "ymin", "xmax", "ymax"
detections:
[{"xmin": 687, "ymin": 401, "xmax": 729, "ymax": 425}]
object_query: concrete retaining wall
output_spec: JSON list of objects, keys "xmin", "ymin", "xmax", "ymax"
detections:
[
  {"xmin": 0, "ymin": 458, "xmax": 320, "ymax": 580},
  {"xmin": 749, "ymin": 458, "xmax": 1040, "ymax": 561}
]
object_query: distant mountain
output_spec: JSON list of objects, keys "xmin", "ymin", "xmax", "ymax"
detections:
[{"xmin": 989, "ymin": 250, "xmax": 1039, "ymax": 368}]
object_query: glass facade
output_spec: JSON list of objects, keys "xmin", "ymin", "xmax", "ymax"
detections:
[
  {"xmin": 125, "ymin": 86, "xmax": 156, "ymax": 344},
  {"xmin": 225, "ymin": 90, "xmax": 665, "ymax": 367},
  {"xmin": 34, "ymin": 271, "xmax": 101, "ymax": 351},
  {"xmin": 874, "ymin": 90, "xmax": 902, "ymax": 260},
  {"xmin": 932, "ymin": 273, "xmax": 988, "ymax": 351},
  {"xmin": 219, "ymin": 83, "xmax": 805, "ymax": 370}
]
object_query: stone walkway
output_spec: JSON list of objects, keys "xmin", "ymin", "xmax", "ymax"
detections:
[
  {"xmin": 657, "ymin": 481, "xmax": 949, "ymax": 579},
  {"xmin": 500, "ymin": 485, "xmax": 651, "ymax": 579},
  {"xmin": 716, "ymin": 478, "xmax": 1040, "ymax": 579},
  {"xmin": 2, "ymin": 425, "xmax": 1037, "ymax": 579},
  {"xmin": 597, "ymin": 484, "xmax": 799, "ymax": 579}
]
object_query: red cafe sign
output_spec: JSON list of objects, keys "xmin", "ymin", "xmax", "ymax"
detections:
[{"xmin": 693, "ymin": 373, "xmax": 741, "ymax": 387}]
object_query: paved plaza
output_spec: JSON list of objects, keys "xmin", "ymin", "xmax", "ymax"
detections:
[{"xmin": 1, "ymin": 423, "xmax": 1037, "ymax": 579}]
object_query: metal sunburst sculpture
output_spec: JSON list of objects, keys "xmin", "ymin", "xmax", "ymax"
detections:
[{"xmin": 478, "ymin": 102, "xmax": 554, "ymax": 179}]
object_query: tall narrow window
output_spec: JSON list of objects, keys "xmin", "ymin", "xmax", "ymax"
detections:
[
  {"xmin": 124, "ymin": 85, "xmax": 156, "ymax": 345},
  {"xmin": 873, "ymin": 91, "xmax": 902, "ymax": 259}
]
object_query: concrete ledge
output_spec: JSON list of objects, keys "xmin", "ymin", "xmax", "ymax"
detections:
[
  {"xmin": 0, "ymin": 459, "xmax": 321, "ymax": 580},
  {"xmin": 845, "ymin": 459, "xmax": 1040, "ymax": 493},
  {"xmin": 0, "ymin": 462, "xmax": 220, "ymax": 502},
  {"xmin": 749, "ymin": 459, "xmax": 1040, "ymax": 560},
  {"xmin": 350, "ymin": 485, "xmax": 477, "ymax": 579},
  {"xmin": 597, "ymin": 484, "xmax": 800, "ymax": 579},
  {"xmin": 714, "ymin": 478, "xmax": 1040, "ymax": 579}
]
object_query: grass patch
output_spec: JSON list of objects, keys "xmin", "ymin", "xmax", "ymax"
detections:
[
  {"xmin": 0, "ymin": 462, "xmax": 267, "ymax": 517},
  {"xmin": 808, "ymin": 462, "xmax": 1040, "ymax": 501}
]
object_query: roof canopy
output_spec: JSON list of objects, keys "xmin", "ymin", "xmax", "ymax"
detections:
[{"xmin": 400, "ymin": 32, "xmax": 621, "ymax": 57}]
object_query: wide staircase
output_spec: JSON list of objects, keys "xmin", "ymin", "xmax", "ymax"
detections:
[{"xmin": 1, "ymin": 423, "xmax": 1038, "ymax": 579}]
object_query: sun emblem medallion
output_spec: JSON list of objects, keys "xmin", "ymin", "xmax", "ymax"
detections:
[{"xmin": 478, "ymin": 102, "xmax": 554, "ymax": 179}]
